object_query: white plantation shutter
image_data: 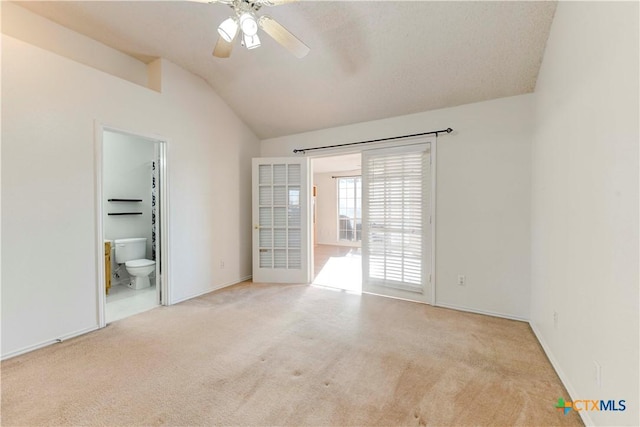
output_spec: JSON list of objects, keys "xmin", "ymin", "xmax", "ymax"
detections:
[{"xmin": 363, "ymin": 145, "xmax": 428, "ymax": 293}]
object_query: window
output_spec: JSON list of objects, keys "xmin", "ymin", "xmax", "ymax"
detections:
[{"xmin": 337, "ymin": 177, "xmax": 361, "ymax": 242}]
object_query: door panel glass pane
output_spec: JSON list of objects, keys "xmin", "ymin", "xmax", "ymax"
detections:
[
  {"xmin": 288, "ymin": 164, "xmax": 301, "ymax": 184},
  {"xmin": 259, "ymin": 249, "xmax": 272, "ymax": 268},
  {"xmin": 274, "ymin": 186, "xmax": 286, "ymax": 205},
  {"xmin": 259, "ymin": 207, "xmax": 271, "ymax": 227},
  {"xmin": 274, "ymin": 229, "xmax": 286, "ymax": 248},
  {"xmin": 288, "ymin": 206, "xmax": 300, "ymax": 227},
  {"xmin": 288, "ymin": 186, "xmax": 300, "ymax": 205},
  {"xmin": 288, "ymin": 229, "xmax": 301, "ymax": 248},
  {"xmin": 288, "ymin": 250, "xmax": 301, "ymax": 269},
  {"xmin": 259, "ymin": 165, "xmax": 271, "ymax": 185},
  {"xmin": 259, "ymin": 228, "xmax": 272, "ymax": 247},
  {"xmin": 273, "ymin": 164, "xmax": 286, "ymax": 184},
  {"xmin": 259, "ymin": 186, "xmax": 271, "ymax": 206},
  {"xmin": 274, "ymin": 207, "xmax": 287, "ymax": 227},
  {"xmin": 274, "ymin": 249, "xmax": 286, "ymax": 268}
]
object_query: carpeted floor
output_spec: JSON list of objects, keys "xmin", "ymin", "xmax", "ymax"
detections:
[{"xmin": 1, "ymin": 281, "xmax": 582, "ymax": 426}]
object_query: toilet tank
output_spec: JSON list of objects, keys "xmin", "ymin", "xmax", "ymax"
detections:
[{"xmin": 114, "ymin": 238, "xmax": 147, "ymax": 263}]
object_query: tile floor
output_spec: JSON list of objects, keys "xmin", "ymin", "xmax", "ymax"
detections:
[{"xmin": 106, "ymin": 283, "xmax": 159, "ymax": 323}]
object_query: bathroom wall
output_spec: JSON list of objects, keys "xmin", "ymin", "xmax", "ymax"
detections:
[{"xmin": 103, "ymin": 131, "xmax": 155, "ymax": 260}]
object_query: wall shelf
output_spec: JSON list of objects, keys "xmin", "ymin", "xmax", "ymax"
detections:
[{"xmin": 108, "ymin": 198, "xmax": 142, "ymax": 202}]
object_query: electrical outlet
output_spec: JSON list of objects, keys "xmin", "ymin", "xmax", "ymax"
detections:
[
  {"xmin": 457, "ymin": 275, "xmax": 466, "ymax": 286},
  {"xmin": 553, "ymin": 311, "xmax": 559, "ymax": 330},
  {"xmin": 594, "ymin": 360, "xmax": 602, "ymax": 388}
]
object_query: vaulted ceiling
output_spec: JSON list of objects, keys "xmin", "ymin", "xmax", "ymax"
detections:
[{"xmin": 14, "ymin": 1, "xmax": 557, "ymax": 139}]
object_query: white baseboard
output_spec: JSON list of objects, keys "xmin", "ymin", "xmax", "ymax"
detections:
[
  {"xmin": 529, "ymin": 322, "xmax": 593, "ymax": 426},
  {"xmin": 170, "ymin": 275, "xmax": 253, "ymax": 305},
  {"xmin": 436, "ymin": 304, "xmax": 592, "ymax": 424},
  {"xmin": 435, "ymin": 302, "xmax": 528, "ymax": 322},
  {"xmin": 1, "ymin": 276, "xmax": 254, "ymax": 360},
  {"xmin": 1, "ymin": 325, "xmax": 100, "ymax": 361}
]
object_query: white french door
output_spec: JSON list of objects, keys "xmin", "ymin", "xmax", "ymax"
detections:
[
  {"xmin": 362, "ymin": 143, "xmax": 433, "ymax": 304},
  {"xmin": 252, "ymin": 157, "xmax": 311, "ymax": 284}
]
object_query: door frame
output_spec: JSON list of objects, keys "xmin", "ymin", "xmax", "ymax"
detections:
[
  {"xmin": 94, "ymin": 122, "xmax": 172, "ymax": 328},
  {"xmin": 307, "ymin": 136, "xmax": 437, "ymax": 304}
]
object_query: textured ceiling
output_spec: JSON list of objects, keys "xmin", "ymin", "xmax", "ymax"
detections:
[{"xmin": 15, "ymin": 1, "xmax": 557, "ymax": 139}]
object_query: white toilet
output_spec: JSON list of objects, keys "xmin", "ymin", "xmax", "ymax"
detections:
[{"xmin": 114, "ymin": 238, "xmax": 156, "ymax": 290}]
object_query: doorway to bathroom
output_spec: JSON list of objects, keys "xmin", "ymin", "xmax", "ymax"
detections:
[{"xmin": 97, "ymin": 127, "xmax": 169, "ymax": 325}]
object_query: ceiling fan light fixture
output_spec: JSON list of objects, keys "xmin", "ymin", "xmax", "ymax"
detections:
[
  {"xmin": 217, "ymin": 17, "xmax": 239, "ymax": 42},
  {"xmin": 243, "ymin": 32, "xmax": 261, "ymax": 49},
  {"xmin": 209, "ymin": 2, "xmax": 309, "ymax": 59},
  {"xmin": 239, "ymin": 12, "xmax": 259, "ymax": 36}
]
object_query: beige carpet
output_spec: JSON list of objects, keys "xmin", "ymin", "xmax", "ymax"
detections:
[{"xmin": 1, "ymin": 281, "xmax": 582, "ymax": 426}]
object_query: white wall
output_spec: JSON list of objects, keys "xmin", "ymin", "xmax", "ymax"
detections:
[
  {"xmin": 1, "ymin": 7, "xmax": 259, "ymax": 357},
  {"xmin": 530, "ymin": 2, "xmax": 639, "ymax": 426},
  {"xmin": 313, "ymin": 170, "xmax": 361, "ymax": 247},
  {"xmin": 1, "ymin": 2, "xmax": 149, "ymax": 88},
  {"xmin": 103, "ymin": 131, "xmax": 154, "ymax": 262},
  {"xmin": 263, "ymin": 94, "xmax": 533, "ymax": 320}
]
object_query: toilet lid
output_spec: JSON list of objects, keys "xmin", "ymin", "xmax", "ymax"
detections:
[{"xmin": 125, "ymin": 259, "xmax": 155, "ymax": 268}]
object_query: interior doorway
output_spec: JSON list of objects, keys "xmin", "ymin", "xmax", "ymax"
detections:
[
  {"xmin": 252, "ymin": 137, "xmax": 435, "ymax": 305},
  {"xmin": 311, "ymin": 153, "xmax": 363, "ymax": 293},
  {"xmin": 96, "ymin": 126, "xmax": 169, "ymax": 326},
  {"xmin": 306, "ymin": 136, "xmax": 436, "ymax": 304}
]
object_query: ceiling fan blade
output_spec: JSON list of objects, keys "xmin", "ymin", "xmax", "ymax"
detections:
[
  {"xmin": 212, "ymin": 37, "xmax": 233, "ymax": 58},
  {"xmin": 186, "ymin": 0, "xmax": 233, "ymax": 4},
  {"xmin": 254, "ymin": 0, "xmax": 298, "ymax": 6},
  {"xmin": 258, "ymin": 15, "xmax": 309, "ymax": 58}
]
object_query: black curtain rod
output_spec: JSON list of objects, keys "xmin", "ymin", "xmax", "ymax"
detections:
[{"xmin": 293, "ymin": 128, "xmax": 453, "ymax": 154}]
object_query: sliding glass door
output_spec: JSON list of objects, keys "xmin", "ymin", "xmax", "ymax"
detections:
[{"xmin": 361, "ymin": 143, "xmax": 433, "ymax": 303}]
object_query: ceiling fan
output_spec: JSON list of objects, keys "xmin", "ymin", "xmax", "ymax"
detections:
[{"xmin": 192, "ymin": 0, "xmax": 310, "ymax": 59}]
